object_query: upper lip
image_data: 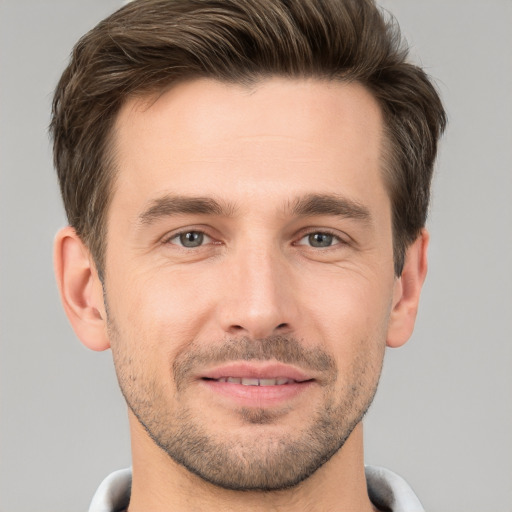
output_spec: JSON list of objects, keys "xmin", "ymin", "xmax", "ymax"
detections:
[{"xmin": 199, "ymin": 362, "xmax": 314, "ymax": 382}]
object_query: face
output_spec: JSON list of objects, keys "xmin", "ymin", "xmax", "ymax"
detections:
[{"xmin": 104, "ymin": 78, "xmax": 397, "ymax": 490}]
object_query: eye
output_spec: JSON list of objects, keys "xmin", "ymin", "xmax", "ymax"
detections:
[
  {"xmin": 296, "ymin": 232, "xmax": 342, "ymax": 248},
  {"xmin": 168, "ymin": 230, "xmax": 212, "ymax": 248}
]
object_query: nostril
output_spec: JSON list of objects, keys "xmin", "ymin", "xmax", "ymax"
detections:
[{"xmin": 227, "ymin": 323, "xmax": 291, "ymax": 337}]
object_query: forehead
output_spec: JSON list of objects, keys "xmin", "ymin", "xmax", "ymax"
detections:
[
  {"xmin": 117, "ymin": 78, "xmax": 383, "ymax": 153},
  {"xmin": 111, "ymin": 78, "xmax": 386, "ymax": 216}
]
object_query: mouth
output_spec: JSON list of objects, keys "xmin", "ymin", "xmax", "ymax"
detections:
[
  {"xmin": 205, "ymin": 377, "xmax": 301, "ymax": 386},
  {"xmin": 197, "ymin": 362, "xmax": 316, "ymax": 407}
]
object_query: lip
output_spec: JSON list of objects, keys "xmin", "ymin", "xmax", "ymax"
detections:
[
  {"xmin": 198, "ymin": 362, "xmax": 315, "ymax": 407},
  {"xmin": 200, "ymin": 361, "xmax": 313, "ymax": 382}
]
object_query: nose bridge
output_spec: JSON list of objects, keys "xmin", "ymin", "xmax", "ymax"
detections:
[{"xmin": 220, "ymin": 236, "xmax": 295, "ymax": 338}]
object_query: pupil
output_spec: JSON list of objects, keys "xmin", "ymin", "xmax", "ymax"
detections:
[
  {"xmin": 309, "ymin": 233, "xmax": 333, "ymax": 247},
  {"xmin": 180, "ymin": 232, "xmax": 203, "ymax": 247}
]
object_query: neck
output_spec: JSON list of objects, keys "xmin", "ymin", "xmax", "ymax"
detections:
[{"xmin": 127, "ymin": 415, "xmax": 375, "ymax": 512}]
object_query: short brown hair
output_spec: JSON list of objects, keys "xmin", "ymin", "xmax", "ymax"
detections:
[{"xmin": 51, "ymin": 0, "xmax": 446, "ymax": 277}]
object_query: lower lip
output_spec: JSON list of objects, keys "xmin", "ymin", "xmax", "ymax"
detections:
[{"xmin": 200, "ymin": 379, "xmax": 314, "ymax": 407}]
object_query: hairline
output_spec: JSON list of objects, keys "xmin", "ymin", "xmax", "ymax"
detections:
[{"xmin": 93, "ymin": 75, "xmax": 407, "ymax": 279}]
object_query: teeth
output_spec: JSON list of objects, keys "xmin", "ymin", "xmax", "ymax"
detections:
[
  {"xmin": 241, "ymin": 378, "xmax": 260, "ymax": 386},
  {"xmin": 217, "ymin": 377, "xmax": 293, "ymax": 386},
  {"xmin": 259, "ymin": 378, "xmax": 278, "ymax": 386}
]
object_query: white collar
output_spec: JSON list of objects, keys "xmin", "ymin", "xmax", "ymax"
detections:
[{"xmin": 89, "ymin": 465, "xmax": 424, "ymax": 512}]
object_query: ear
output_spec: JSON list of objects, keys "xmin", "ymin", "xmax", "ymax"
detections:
[
  {"xmin": 386, "ymin": 229, "xmax": 429, "ymax": 348},
  {"xmin": 54, "ymin": 226, "xmax": 110, "ymax": 351}
]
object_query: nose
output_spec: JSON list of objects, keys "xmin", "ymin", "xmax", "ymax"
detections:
[{"xmin": 217, "ymin": 243, "xmax": 298, "ymax": 340}]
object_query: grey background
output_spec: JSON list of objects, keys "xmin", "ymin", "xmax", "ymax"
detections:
[{"xmin": 0, "ymin": 0, "xmax": 511, "ymax": 511}]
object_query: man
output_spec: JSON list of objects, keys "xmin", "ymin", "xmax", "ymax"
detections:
[{"xmin": 51, "ymin": 0, "xmax": 446, "ymax": 510}]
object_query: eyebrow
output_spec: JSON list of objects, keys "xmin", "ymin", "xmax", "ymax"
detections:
[
  {"xmin": 289, "ymin": 193, "xmax": 372, "ymax": 223},
  {"xmin": 138, "ymin": 195, "xmax": 238, "ymax": 225},
  {"xmin": 137, "ymin": 192, "xmax": 372, "ymax": 226}
]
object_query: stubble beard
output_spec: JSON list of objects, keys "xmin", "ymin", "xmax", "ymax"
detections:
[{"xmin": 109, "ymin": 321, "xmax": 384, "ymax": 492}]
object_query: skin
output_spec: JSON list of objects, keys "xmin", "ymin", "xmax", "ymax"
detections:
[{"xmin": 54, "ymin": 78, "xmax": 428, "ymax": 512}]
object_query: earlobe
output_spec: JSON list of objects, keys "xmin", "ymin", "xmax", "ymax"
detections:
[
  {"xmin": 386, "ymin": 229, "xmax": 429, "ymax": 348},
  {"xmin": 54, "ymin": 226, "xmax": 110, "ymax": 351}
]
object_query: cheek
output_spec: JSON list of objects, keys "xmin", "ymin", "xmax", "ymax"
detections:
[
  {"xmin": 306, "ymin": 267, "xmax": 393, "ymax": 320},
  {"xmin": 299, "ymin": 268, "xmax": 393, "ymax": 357},
  {"xmin": 107, "ymin": 264, "xmax": 218, "ymax": 354}
]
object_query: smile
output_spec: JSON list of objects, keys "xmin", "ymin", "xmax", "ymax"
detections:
[
  {"xmin": 198, "ymin": 363, "xmax": 316, "ymax": 407},
  {"xmin": 206, "ymin": 377, "xmax": 297, "ymax": 386}
]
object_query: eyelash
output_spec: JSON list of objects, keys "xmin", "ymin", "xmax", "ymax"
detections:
[
  {"xmin": 163, "ymin": 228, "xmax": 348, "ymax": 249},
  {"xmin": 164, "ymin": 229, "xmax": 215, "ymax": 248},
  {"xmin": 294, "ymin": 230, "xmax": 346, "ymax": 249}
]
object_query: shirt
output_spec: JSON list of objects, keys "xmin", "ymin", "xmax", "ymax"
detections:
[{"xmin": 88, "ymin": 465, "xmax": 425, "ymax": 512}]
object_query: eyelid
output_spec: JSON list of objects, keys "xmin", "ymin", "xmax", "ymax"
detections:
[
  {"xmin": 294, "ymin": 228, "xmax": 349, "ymax": 247},
  {"xmin": 172, "ymin": 232, "xmax": 212, "ymax": 247},
  {"xmin": 161, "ymin": 226, "xmax": 217, "ymax": 246}
]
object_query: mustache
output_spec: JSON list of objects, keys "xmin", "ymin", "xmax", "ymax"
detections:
[{"xmin": 173, "ymin": 335, "xmax": 337, "ymax": 390}]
